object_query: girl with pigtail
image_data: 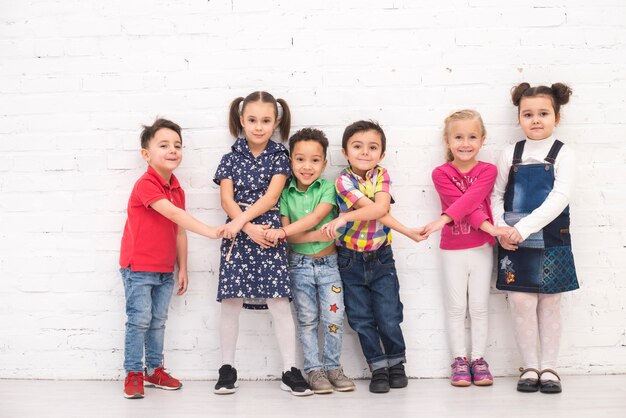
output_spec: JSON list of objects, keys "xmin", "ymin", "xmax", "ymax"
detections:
[
  {"xmin": 493, "ymin": 82, "xmax": 579, "ymax": 394},
  {"xmin": 212, "ymin": 91, "xmax": 312, "ymax": 396}
]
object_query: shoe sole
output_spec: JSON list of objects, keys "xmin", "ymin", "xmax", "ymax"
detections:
[
  {"xmin": 280, "ymin": 382, "xmax": 314, "ymax": 396},
  {"xmin": 451, "ymin": 380, "xmax": 471, "ymax": 387},
  {"xmin": 214, "ymin": 383, "xmax": 239, "ymax": 395},
  {"xmin": 332, "ymin": 386, "xmax": 356, "ymax": 392},
  {"xmin": 473, "ymin": 379, "xmax": 493, "ymax": 386},
  {"xmin": 144, "ymin": 383, "xmax": 182, "ymax": 390},
  {"xmin": 312, "ymin": 388, "xmax": 334, "ymax": 394},
  {"xmin": 369, "ymin": 387, "xmax": 390, "ymax": 393},
  {"xmin": 124, "ymin": 392, "xmax": 144, "ymax": 399}
]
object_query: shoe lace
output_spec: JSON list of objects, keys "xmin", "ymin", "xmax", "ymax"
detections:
[
  {"xmin": 332, "ymin": 368, "xmax": 347, "ymax": 379},
  {"xmin": 127, "ymin": 372, "xmax": 144, "ymax": 385},
  {"xmin": 472, "ymin": 359, "xmax": 489, "ymax": 372},
  {"xmin": 289, "ymin": 368, "xmax": 307, "ymax": 384},
  {"xmin": 452, "ymin": 358, "xmax": 469, "ymax": 373},
  {"xmin": 310, "ymin": 370, "xmax": 326, "ymax": 384}
]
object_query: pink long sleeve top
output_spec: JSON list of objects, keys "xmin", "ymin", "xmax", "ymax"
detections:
[{"xmin": 432, "ymin": 161, "xmax": 497, "ymax": 250}]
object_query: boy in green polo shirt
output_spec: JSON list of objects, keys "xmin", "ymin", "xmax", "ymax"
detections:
[{"xmin": 264, "ymin": 128, "xmax": 356, "ymax": 394}]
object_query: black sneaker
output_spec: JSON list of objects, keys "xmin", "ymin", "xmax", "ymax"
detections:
[
  {"xmin": 369, "ymin": 367, "xmax": 390, "ymax": 393},
  {"xmin": 214, "ymin": 364, "xmax": 238, "ymax": 394},
  {"xmin": 389, "ymin": 363, "xmax": 408, "ymax": 388},
  {"xmin": 280, "ymin": 367, "xmax": 313, "ymax": 396}
]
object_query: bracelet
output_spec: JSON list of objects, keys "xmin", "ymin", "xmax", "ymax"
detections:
[{"xmin": 277, "ymin": 228, "xmax": 287, "ymax": 244}]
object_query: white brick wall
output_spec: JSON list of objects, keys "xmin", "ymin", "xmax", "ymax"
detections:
[{"xmin": 1, "ymin": 0, "xmax": 624, "ymax": 380}]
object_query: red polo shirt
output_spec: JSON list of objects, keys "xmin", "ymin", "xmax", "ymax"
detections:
[{"xmin": 119, "ymin": 166, "xmax": 186, "ymax": 272}]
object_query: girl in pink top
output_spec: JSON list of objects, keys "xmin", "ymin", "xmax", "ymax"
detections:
[{"xmin": 421, "ymin": 110, "xmax": 512, "ymax": 387}]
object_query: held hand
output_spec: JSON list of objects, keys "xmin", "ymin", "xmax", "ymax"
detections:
[
  {"xmin": 243, "ymin": 223, "xmax": 273, "ymax": 249},
  {"xmin": 406, "ymin": 226, "xmax": 428, "ymax": 243},
  {"xmin": 264, "ymin": 228, "xmax": 286, "ymax": 245},
  {"xmin": 176, "ymin": 270, "xmax": 189, "ymax": 295},
  {"xmin": 222, "ymin": 217, "xmax": 246, "ymax": 239},
  {"xmin": 507, "ymin": 227, "xmax": 523, "ymax": 244},
  {"xmin": 210, "ymin": 225, "xmax": 226, "ymax": 239},
  {"xmin": 491, "ymin": 226, "xmax": 515, "ymax": 238},
  {"xmin": 420, "ymin": 218, "xmax": 446, "ymax": 239},
  {"xmin": 498, "ymin": 235, "xmax": 518, "ymax": 251},
  {"xmin": 321, "ymin": 215, "xmax": 347, "ymax": 240}
]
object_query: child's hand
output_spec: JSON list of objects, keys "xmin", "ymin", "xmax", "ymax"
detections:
[
  {"xmin": 420, "ymin": 217, "xmax": 447, "ymax": 238},
  {"xmin": 222, "ymin": 217, "xmax": 246, "ymax": 239},
  {"xmin": 243, "ymin": 223, "xmax": 273, "ymax": 249},
  {"xmin": 492, "ymin": 226, "xmax": 515, "ymax": 238},
  {"xmin": 320, "ymin": 215, "xmax": 347, "ymax": 240},
  {"xmin": 176, "ymin": 269, "xmax": 189, "ymax": 295},
  {"xmin": 264, "ymin": 228, "xmax": 286, "ymax": 245},
  {"xmin": 406, "ymin": 226, "xmax": 428, "ymax": 243},
  {"xmin": 498, "ymin": 234, "xmax": 519, "ymax": 251}
]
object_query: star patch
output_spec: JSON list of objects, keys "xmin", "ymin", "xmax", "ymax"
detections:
[
  {"xmin": 331, "ymin": 285, "xmax": 341, "ymax": 293},
  {"xmin": 330, "ymin": 304, "xmax": 338, "ymax": 313},
  {"xmin": 328, "ymin": 324, "xmax": 338, "ymax": 333}
]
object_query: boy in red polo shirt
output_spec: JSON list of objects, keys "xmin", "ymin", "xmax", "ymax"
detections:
[{"xmin": 120, "ymin": 118, "xmax": 222, "ymax": 399}]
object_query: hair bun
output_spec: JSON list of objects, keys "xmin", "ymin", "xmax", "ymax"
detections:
[
  {"xmin": 511, "ymin": 82, "xmax": 531, "ymax": 106},
  {"xmin": 551, "ymin": 83, "xmax": 572, "ymax": 105}
]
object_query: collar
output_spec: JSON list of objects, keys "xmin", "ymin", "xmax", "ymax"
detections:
[
  {"xmin": 287, "ymin": 176, "xmax": 323, "ymax": 192},
  {"xmin": 146, "ymin": 165, "xmax": 180, "ymax": 189},
  {"xmin": 345, "ymin": 165, "xmax": 379, "ymax": 181},
  {"xmin": 232, "ymin": 137, "xmax": 287, "ymax": 159}
]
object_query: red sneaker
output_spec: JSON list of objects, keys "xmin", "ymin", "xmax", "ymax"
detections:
[
  {"xmin": 124, "ymin": 372, "xmax": 144, "ymax": 399},
  {"xmin": 145, "ymin": 367, "xmax": 182, "ymax": 390}
]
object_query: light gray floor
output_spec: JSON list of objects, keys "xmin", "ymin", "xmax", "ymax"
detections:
[{"xmin": 1, "ymin": 376, "xmax": 625, "ymax": 418}]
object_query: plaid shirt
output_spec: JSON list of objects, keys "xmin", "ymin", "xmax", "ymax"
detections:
[{"xmin": 335, "ymin": 165, "xmax": 393, "ymax": 251}]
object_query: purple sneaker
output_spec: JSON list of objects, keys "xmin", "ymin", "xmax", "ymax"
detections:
[
  {"xmin": 450, "ymin": 357, "xmax": 471, "ymax": 387},
  {"xmin": 470, "ymin": 358, "xmax": 493, "ymax": 386}
]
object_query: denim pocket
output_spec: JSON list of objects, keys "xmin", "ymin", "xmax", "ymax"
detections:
[
  {"xmin": 337, "ymin": 253, "xmax": 352, "ymax": 272},
  {"xmin": 375, "ymin": 247, "xmax": 396, "ymax": 267}
]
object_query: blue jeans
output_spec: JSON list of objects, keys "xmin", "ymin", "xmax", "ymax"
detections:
[
  {"xmin": 121, "ymin": 267, "xmax": 175, "ymax": 373},
  {"xmin": 337, "ymin": 245, "xmax": 406, "ymax": 371},
  {"xmin": 289, "ymin": 252, "xmax": 345, "ymax": 373}
]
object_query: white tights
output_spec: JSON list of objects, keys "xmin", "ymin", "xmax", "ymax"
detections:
[
  {"xmin": 507, "ymin": 292, "xmax": 562, "ymax": 381},
  {"xmin": 219, "ymin": 298, "xmax": 296, "ymax": 372},
  {"xmin": 441, "ymin": 244, "xmax": 493, "ymax": 360}
]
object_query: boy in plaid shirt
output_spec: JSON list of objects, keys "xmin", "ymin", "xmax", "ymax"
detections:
[{"xmin": 322, "ymin": 120, "xmax": 421, "ymax": 394}]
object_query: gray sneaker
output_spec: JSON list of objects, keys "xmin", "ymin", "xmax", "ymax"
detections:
[
  {"xmin": 307, "ymin": 369, "xmax": 333, "ymax": 394},
  {"xmin": 327, "ymin": 367, "xmax": 356, "ymax": 392}
]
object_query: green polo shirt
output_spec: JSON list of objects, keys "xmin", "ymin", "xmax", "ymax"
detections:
[{"xmin": 280, "ymin": 177, "xmax": 337, "ymax": 255}]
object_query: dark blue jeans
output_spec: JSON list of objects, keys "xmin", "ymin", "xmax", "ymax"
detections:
[{"xmin": 337, "ymin": 245, "xmax": 406, "ymax": 371}]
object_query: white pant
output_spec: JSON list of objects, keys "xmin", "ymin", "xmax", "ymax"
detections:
[{"xmin": 441, "ymin": 244, "xmax": 493, "ymax": 360}]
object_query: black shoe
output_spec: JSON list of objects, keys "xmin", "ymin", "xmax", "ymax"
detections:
[
  {"xmin": 539, "ymin": 369, "xmax": 562, "ymax": 394},
  {"xmin": 281, "ymin": 367, "xmax": 313, "ymax": 396},
  {"xmin": 369, "ymin": 368, "xmax": 390, "ymax": 393},
  {"xmin": 214, "ymin": 364, "xmax": 238, "ymax": 394},
  {"xmin": 516, "ymin": 367, "xmax": 540, "ymax": 393},
  {"xmin": 389, "ymin": 363, "xmax": 408, "ymax": 388}
]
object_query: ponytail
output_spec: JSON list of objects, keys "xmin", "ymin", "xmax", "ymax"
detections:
[
  {"xmin": 228, "ymin": 97, "xmax": 244, "ymax": 138},
  {"xmin": 275, "ymin": 98, "xmax": 291, "ymax": 141}
]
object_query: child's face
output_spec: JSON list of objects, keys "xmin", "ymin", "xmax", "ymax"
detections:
[
  {"xmin": 518, "ymin": 95, "xmax": 559, "ymax": 141},
  {"xmin": 240, "ymin": 100, "xmax": 278, "ymax": 152},
  {"xmin": 445, "ymin": 119, "xmax": 485, "ymax": 168},
  {"xmin": 342, "ymin": 130, "xmax": 385, "ymax": 177},
  {"xmin": 141, "ymin": 128, "xmax": 182, "ymax": 180},
  {"xmin": 291, "ymin": 140, "xmax": 327, "ymax": 191}
]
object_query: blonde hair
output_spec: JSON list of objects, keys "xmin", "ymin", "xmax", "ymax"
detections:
[{"xmin": 443, "ymin": 109, "xmax": 486, "ymax": 162}]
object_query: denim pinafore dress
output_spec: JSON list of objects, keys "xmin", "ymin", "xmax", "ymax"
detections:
[{"xmin": 496, "ymin": 140, "xmax": 579, "ymax": 294}]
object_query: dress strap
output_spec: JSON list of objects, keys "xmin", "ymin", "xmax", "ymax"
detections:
[
  {"xmin": 544, "ymin": 140, "xmax": 564, "ymax": 164},
  {"xmin": 512, "ymin": 140, "xmax": 525, "ymax": 165}
]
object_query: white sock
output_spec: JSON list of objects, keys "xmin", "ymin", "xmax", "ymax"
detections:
[{"xmin": 219, "ymin": 298, "xmax": 243, "ymax": 366}]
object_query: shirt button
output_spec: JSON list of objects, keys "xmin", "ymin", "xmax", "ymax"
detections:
[{"xmin": 305, "ymin": 210, "xmax": 309, "ymax": 213}]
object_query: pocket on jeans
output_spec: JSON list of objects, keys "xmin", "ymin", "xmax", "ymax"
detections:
[
  {"xmin": 376, "ymin": 247, "xmax": 396, "ymax": 267},
  {"xmin": 337, "ymin": 254, "xmax": 352, "ymax": 272}
]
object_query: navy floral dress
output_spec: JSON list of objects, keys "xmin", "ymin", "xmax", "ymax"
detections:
[{"xmin": 213, "ymin": 138, "xmax": 291, "ymax": 309}]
